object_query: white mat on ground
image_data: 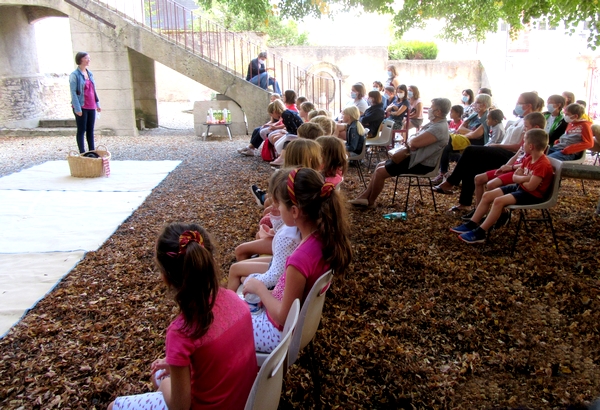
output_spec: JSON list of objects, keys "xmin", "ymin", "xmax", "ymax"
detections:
[
  {"xmin": 0, "ymin": 160, "xmax": 180, "ymax": 336},
  {"xmin": 0, "ymin": 252, "xmax": 85, "ymax": 336},
  {"xmin": 0, "ymin": 190, "xmax": 150, "ymax": 253},
  {"xmin": 0, "ymin": 160, "xmax": 181, "ymax": 191}
]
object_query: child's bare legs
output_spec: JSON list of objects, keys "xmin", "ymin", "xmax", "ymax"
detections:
[
  {"xmin": 235, "ymin": 237, "xmax": 274, "ymax": 261},
  {"xmin": 474, "ymin": 172, "xmax": 489, "ymax": 207},
  {"xmin": 227, "ymin": 258, "xmax": 271, "ymax": 291},
  {"xmin": 263, "ymin": 198, "xmax": 273, "ymax": 210},
  {"xmin": 486, "ymin": 177, "xmax": 503, "ymax": 191},
  {"xmin": 470, "ymin": 188, "xmax": 504, "ymax": 224},
  {"xmin": 479, "ymin": 194, "xmax": 516, "ymax": 231},
  {"xmin": 335, "ymin": 123, "xmax": 346, "ymax": 140}
]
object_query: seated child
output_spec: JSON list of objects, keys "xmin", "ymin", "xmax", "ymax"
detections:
[
  {"xmin": 450, "ymin": 128, "xmax": 554, "ymax": 244},
  {"xmin": 229, "ymin": 172, "xmax": 301, "ymax": 291},
  {"xmin": 299, "ymin": 101, "xmax": 315, "ymax": 122},
  {"xmin": 272, "ymin": 122, "xmax": 325, "ymax": 166},
  {"xmin": 547, "ymin": 103, "xmax": 593, "ymax": 161},
  {"xmin": 270, "ymin": 93, "xmax": 281, "ymax": 102},
  {"xmin": 340, "ymin": 105, "xmax": 366, "ymax": 156},
  {"xmin": 311, "ymin": 115, "xmax": 336, "ymax": 137},
  {"xmin": 308, "ymin": 109, "xmax": 331, "ymax": 121},
  {"xmin": 448, "ymin": 105, "xmax": 464, "ymax": 132},
  {"xmin": 295, "ymin": 96, "xmax": 307, "ymax": 111},
  {"xmin": 470, "ymin": 112, "xmax": 545, "ymax": 214},
  {"xmin": 486, "ymin": 109, "xmax": 505, "ymax": 145},
  {"xmin": 283, "ymin": 89, "xmax": 298, "ymax": 112},
  {"xmin": 591, "ymin": 124, "xmax": 600, "ymax": 153},
  {"xmin": 316, "ymin": 136, "xmax": 348, "ymax": 188}
]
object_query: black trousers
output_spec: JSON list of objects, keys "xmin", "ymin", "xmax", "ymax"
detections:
[
  {"xmin": 446, "ymin": 145, "xmax": 514, "ymax": 206},
  {"xmin": 75, "ymin": 108, "xmax": 96, "ymax": 153},
  {"xmin": 250, "ymin": 127, "xmax": 263, "ymax": 149}
]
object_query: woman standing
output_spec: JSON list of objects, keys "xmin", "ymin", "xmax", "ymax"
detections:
[
  {"xmin": 69, "ymin": 52, "xmax": 101, "ymax": 153},
  {"xmin": 386, "ymin": 65, "xmax": 400, "ymax": 89}
]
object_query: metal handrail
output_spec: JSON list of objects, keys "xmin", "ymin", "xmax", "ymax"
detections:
[{"xmin": 91, "ymin": 0, "xmax": 342, "ymax": 113}]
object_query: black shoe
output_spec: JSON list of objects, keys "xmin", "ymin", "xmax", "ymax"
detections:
[
  {"xmin": 460, "ymin": 209, "xmax": 476, "ymax": 221},
  {"xmin": 250, "ymin": 185, "xmax": 266, "ymax": 206},
  {"xmin": 494, "ymin": 211, "xmax": 511, "ymax": 230}
]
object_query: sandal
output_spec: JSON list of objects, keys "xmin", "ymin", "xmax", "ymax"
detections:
[
  {"xmin": 449, "ymin": 205, "xmax": 470, "ymax": 212},
  {"xmin": 432, "ymin": 185, "xmax": 454, "ymax": 195}
]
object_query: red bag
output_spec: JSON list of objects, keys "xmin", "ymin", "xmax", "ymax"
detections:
[{"xmin": 261, "ymin": 140, "xmax": 276, "ymax": 162}]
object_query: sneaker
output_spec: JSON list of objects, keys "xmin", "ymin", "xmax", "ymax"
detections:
[
  {"xmin": 237, "ymin": 147, "xmax": 249, "ymax": 153},
  {"xmin": 250, "ymin": 185, "xmax": 266, "ymax": 206},
  {"xmin": 348, "ymin": 198, "xmax": 369, "ymax": 207},
  {"xmin": 449, "ymin": 221, "xmax": 478, "ymax": 234},
  {"xmin": 494, "ymin": 210, "xmax": 511, "ymax": 230},
  {"xmin": 460, "ymin": 209, "xmax": 476, "ymax": 221},
  {"xmin": 242, "ymin": 148, "xmax": 255, "ymax": 156},
  {"xmin": 431, "ymin": 174, "xmax": 445, "ymax": 185},
  {"xmin": 459, "ymin": 228, "xmax": 487, "ymax": 244}
]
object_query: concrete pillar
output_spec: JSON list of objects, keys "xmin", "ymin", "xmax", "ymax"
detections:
[
  {"xmin": 0, "ymin": 6, "xmax": 44, "ymax": 128},
  {"xmin": 69, "ymin": 18, "xmax": 137, "ymax": 136},
  {"xmin": 128, "ymin": 49, "xmax": 158, "ymax": 129}
]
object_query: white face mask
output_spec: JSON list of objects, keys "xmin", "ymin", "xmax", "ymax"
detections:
[
  {"xmin": 258, "ymin": 59, "xmax": 266, "ymax": 65},
  {"xmin": 563, "ymin": 114, "xmax": 573, "ymax": 123},
  {"xmin": 547, "ymin": 103, "xmax": 555, "ymax": 112},
  {"xmin": 428, "ymin": 109, "xmax": 436, "ymax": 120},
  {"xmin": 397, "ymin": 92, "xmax": 405, "ymax": 98}
]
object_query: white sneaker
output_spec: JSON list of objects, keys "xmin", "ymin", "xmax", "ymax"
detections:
[
  {"xmin": 242, "ymin": 148, "xmax": 256, "ymax": 156},
  {"xmin": 348, "ymin": 198, "xmax": 369, "ymax": 206},
  {"xmin": 237, "ymin": 147, "xmax": 248, "ymax": 153}
]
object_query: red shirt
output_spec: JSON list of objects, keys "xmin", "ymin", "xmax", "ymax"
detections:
[
  {"xmin": 518, "ymin": 154, "xmax": 554, "ymax": 198},
  {"xmin": 165, "ymin": 289, "xmax": 257, "ymax": 410},
  {"xmin": 81, "ymin": 79, "xmax": 97, "ymax": 109},
  {"xmin": 285, "ymin": 103, "xmax": 299, "ymax": 112}
]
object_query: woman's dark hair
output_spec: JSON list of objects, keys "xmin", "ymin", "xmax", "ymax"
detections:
[
  {"xmin": 75, "ymin": 52, "xmax": 88, "ymax": 65},
  {"xmin": 398, "ymin": 84, "xmax": 408, "ymax": 102},
  {"xmin": 478, "ymin": 87, "xmax": 492, "ymax": 97},
  {"xmin": 156, "ymin": 223, "xmax": 219, "ymax": 339},
  {"xmin": 368, "ymin": 90, "xmax": 382, "ymax": 105},
  {"xmin": 272, "ymin": 168, "xmax": 352, "ymax": 276},
  {"xmin": 284, "ymin": 89, "xmax": 297, "ymax": 105},
  {"xmin": 462, "ymin": 89, "xmax": 474, "ymax": 105}
]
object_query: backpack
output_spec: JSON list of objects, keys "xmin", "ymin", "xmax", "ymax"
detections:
[{"xmin": 261, "ymin": 139, "xmax": 276, "ymax": 162}]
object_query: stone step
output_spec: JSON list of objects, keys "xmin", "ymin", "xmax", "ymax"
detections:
[
  {"xmin": 0, "ymin": 128, "xmax": 113, "ymax": 137},
  {"xmin": 38, "ymin": 119, "xmax": 77, "ymax": 128}
]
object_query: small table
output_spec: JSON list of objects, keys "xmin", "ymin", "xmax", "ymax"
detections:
[{"xmin": 202, "ymin": 122, "xmax": 232, "ymax": 141}]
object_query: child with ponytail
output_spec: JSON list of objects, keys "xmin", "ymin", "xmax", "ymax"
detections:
[
  {"xmin": 243, "ymin": 168, "xmax": 352, "ymax": 353},
  {"xmin": 108, "ymin": 223, "xmax": 257, "ymax": 410}
]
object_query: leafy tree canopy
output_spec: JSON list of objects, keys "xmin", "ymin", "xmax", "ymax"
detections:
[
  {"xmin": 197, "ymin": 0, "xmax": 600, "ymax": 49},
  {"xmin": 197, "ymin": 1, "xmax": 309, "ymax": 46}
]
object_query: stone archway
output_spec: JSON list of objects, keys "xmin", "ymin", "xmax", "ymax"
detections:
[{"xmin": 304, "ymin": 61, "xmax": 346, "ymax": 110}]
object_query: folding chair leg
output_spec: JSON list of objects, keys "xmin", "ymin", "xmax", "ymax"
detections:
[
  {"xmin": 355, "ymin": 161, "xmax": 366, "ymax": 188},
  {"xmin": 404, "ymin": 177, "xmax": 411, "ymax": 212},
  {"xmin": 428, "ymin": 178, "xmax": 437, "ymax": 212},
  {"xmin": 416, "ymin": 178, "xmax": 424, "ymax": 202},
  {"xmin": 307, "ymin": 341, "xmax": 322, "ymax": 410},
  {"xmin": 544, "ymin": 209, "xmax": 560, "ymax": 254},
  {"xmin": 392, "ymin": 176, "xmax": 399, "ymax": 204},
  {"xmin": 581, "ymin": 180, "xmax": 586, "ymax": 196},
  {"xmin": 510, "ymin": 210, "xmax": 525, "ymax": 255}
]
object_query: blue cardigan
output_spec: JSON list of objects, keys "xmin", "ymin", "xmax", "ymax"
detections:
[{"xmin": 69, "ymin": 68, "xmax": 100, "ymax": 113}]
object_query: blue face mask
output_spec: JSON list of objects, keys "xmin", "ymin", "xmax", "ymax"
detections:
[
  {"xmin": 408, "ymin": 91, "xmax": 414, "ymax": 98},
  {"xmin": 462, "ymin": 95, "xmax": 469, "ymax": 103},
  {"xmin": 514, "ymin": 104, "xmax": 525, "ymax": 116},
  {"xmin": 547, "ymin": 103, "xmax": 555, "ymax": 112},
  {"xmin": 387, "ymin": 71, "xmax": 392, "ymax": 77},
  {"xmin": 350, "ymin": 92, "xmax": 357, "ymax": 99}
]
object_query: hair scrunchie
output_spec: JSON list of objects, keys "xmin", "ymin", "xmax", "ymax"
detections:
[
  {"xmin": 167, "ymin": 230, "xmax": 204, "ymax": 257},
  {"xmin": 320, "ymin": 182, "xmax": 335, "ymax": 199},
  {"xmin": 287, "ymin": 168, "xmax": 301, "ymax": 206}
]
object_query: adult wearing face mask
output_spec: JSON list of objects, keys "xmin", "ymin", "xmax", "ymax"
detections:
[
  {"xmin": 386, "ymin": 65, "xmax": 400, "ymax": 88},
  {"xmin": 385, "ymin": 84, "xmax": 411, "ymax": 133},
  {"xmin": 349, "ymin": 98, "xmax": 451, "ymax": 208},
  {"xmin": 360, "ymin": 91, "xmax": 385, "ymax": 138},
  {"xmin": 433, "ymin": 92, "xmax": 538, "ymax": 212},
  {"xmin": 461, "ymin": 89, "xmax": 475, "ymax": 119},
  {"xmin": 246, "ymin": 52, "xmax": 282, "ymax": 95},
  {"xmin": 543, "ymin": 95, "xmax": 568, "ymax": 146}
]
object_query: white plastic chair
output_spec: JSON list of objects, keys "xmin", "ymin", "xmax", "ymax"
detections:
[
  {"xmin": 506, "ymin": 157, "xmax": 562, "ymax": 255},
  {"xmin": 348, "ymin": 136, "xmax": 368, "ymax": 188},
  {"xmin": 366, "ymin": 119, "xmax": 394, "ymax": 169},
  {"xmin": 391, "ymin": 154, "xmax": 442, "ymax": 212},
  {"xmin": 244, "ymin": 299, "xmax": 300, "ymax": 410},
  {"xmin": 563, "ymin": 150, "xmax": 587, "ymax": 194}
]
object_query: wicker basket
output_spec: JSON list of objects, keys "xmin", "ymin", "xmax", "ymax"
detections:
[{"xmin": 67, "ymin": 145, "xmax": 111, "ymax": 178}]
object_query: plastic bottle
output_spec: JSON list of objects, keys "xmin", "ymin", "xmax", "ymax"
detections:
[
  {"xmin": 208, "ymin": 108, "xmax": 214, "ymax": 123},
  {"xmin": 244, "ymin": 293, "xmax": 263, "ymax": 314},
  {"xmin": 227, "ymin": 110, "xmax": 232, "ymax": 123},
  {"xmin": 383, "ymin": 212, "xmax": 407, "ymax": 221}
]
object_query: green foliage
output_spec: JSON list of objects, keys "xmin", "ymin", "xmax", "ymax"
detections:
[
  {"xmin": 196, "ymin": 1, "xmax": 310, "ymax": 46},
  {"xmin": 200, "ymin": 0, "xmax": 600, "ymax": 50},
  {"xmin": 389, "ymin": 40, "xmax": 438, "ymax": 60}
]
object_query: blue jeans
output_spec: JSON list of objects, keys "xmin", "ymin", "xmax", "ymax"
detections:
[
  {"xmin": 249, "ymin": 72, "xmax": 281, "ymax": 95},
  {"xmin": 547, "ymin": 147, "xmax": 583, "ymax": 161},
  {"xmin": 74, "ymin": 108, "xmax": 96, "ymax": 153}
]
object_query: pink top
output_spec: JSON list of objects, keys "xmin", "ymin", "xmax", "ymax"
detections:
[
  {"xmin": 285, "ymin": 103, "xmax": 299, "ymax": 112},
  {"xmin": 267, "ymin": 233, "xmax": 330, "ymax": 330},
  {"xmin": 81, "ymin": 79, "xmax": 97, "ymax": 110},
  {"xmin": 325, "ymin": 168, "xmax": 344, "ymax": 188},
  {"xmin": 165, "ymin": 289, "xmax": 257, "ymax": 410}
]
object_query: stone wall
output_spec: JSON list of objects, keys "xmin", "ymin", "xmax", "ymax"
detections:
[{"xmin": 388, "ymin": 60, "xmax": 483, "ymax": 106}]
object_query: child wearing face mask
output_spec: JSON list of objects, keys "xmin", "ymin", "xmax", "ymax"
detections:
[{"xmin": 547, "ymin": 103, "xmax": 593, "ymax": 161}]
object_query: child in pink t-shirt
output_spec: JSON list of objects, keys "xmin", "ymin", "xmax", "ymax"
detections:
[
  {"xmin": 317, "ymin": 135, "xmax": 348, "ymax": 188},
  {"xmin": 243, "ymin": 168, "xmax": 352, "ymax": 353},
  {"xmin": 108, "ymin": 224, "xmax": 256, "ymax": 410}
]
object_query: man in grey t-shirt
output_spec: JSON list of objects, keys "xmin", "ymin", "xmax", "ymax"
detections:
[{"xmin": 348, "ymin": 98, "xmax": 451, "ymax": 208}]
